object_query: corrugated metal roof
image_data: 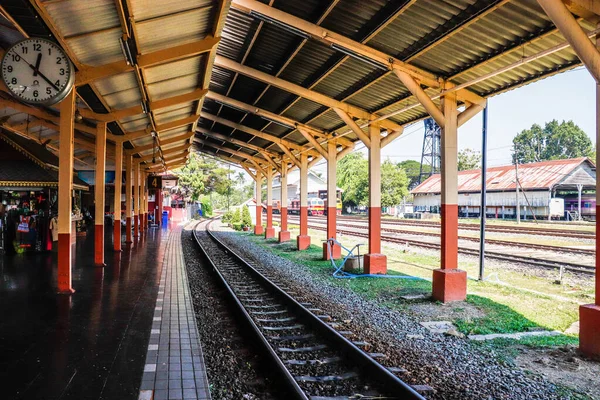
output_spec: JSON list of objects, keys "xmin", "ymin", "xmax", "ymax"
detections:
[{"xmin": 411, "ymin": 158, "xmax": 595, "ymax": 194}]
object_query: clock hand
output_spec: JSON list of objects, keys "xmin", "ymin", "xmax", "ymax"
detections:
[
  {"xmin": 33, "ymin": 53, "xmax": 42, "ymax": 77},
  {"xmin": 34, "ymin": 69, "xmax": 61, "ymax": 92}
]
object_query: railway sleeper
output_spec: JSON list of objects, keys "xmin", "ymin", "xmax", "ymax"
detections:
[
  {"xmin": 269, "ymin": 333, "xmax": 316, "ymax": 341},
  {"xmin": 279, "ymin": 344, "xmax": 328, "ymax": 352},
  {"xmin": 285, "ymin": 357, "xmax": 342, "ymax": 366},
  {"xmin": 294, "ymin": 372, "xmax": 358, "ymax": 382},
  {"xmin": 256, "ymin": 317, "xmax": 297, "ymax": 323},
  {"xmin": 262, "ymin": 324, "xmax": 304, "ymax": 331}
]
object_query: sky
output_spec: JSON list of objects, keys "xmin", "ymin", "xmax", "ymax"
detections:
[{"xmin": 223, "ymin": 66, "xmax": 597, "ymax": 177}]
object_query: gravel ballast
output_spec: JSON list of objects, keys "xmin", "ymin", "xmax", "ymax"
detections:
[
  {"xmin": 182, "ymin": 226, "xmax": 282, "ymax": 400},
  {"xmin": 212, "ymin": 227, "xmax": 578, "ymax": 400}
]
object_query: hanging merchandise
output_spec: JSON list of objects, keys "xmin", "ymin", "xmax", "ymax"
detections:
[{"xmin": 17, "ymin": 215, "xmax": 30, "ymax": 233}]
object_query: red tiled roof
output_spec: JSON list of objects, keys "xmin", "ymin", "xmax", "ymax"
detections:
[{"xmin": 411, "ymin": 158, "xmax": 594, "ymax": 194}]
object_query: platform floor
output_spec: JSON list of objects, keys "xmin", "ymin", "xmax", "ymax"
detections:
[{"xmin": 0, "ymin": 223, "xmax": 209, "ymax": 400}]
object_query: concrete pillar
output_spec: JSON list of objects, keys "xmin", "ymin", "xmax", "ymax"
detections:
[
  {"xmin": 113, "ymin": 142, "xmax": 123, "ymax": 251},
  {"xmin": 125, "ymin": 154, "xmax": 133, "ymax": 243},
  {"xmin": 94, "ymin": 122, "xmax": 107, "ymax": 267},
  {"xmin": 254, "ymin": 171, "xmax": 264, "ymax": 235},
  {"xmin": 265, "ymin": 169, "xmax": 275, "ymax": 239},
  {"xmin": 579, "ymin": 25, "xmax": 600, "ymax": 357},
  {"xmin": 297, "ymin": 154, "xmax": 310, "ymax": 250},
  {"xmin": 142, "ymin": 173, "xmax": 147, "ymax": 232},
  {"xmin": 432, "ymin": 90, "xmax": 467, "ymax": 302},
  {"xmin": 323, "ymin": 141, "xmax": 341, "ymax": 260},
  {"xmin": 156, "ymin": 188, "xmax": 162, "ymax": 226},
  {"xmin": 365, "ymin": 123, "xmax": 386, "ymax": 274},
  {"xmin": 133, "ymin": 162, "xmax": 140, "ymax": 237},
  {"xmin": 57, "ymin": 88, "xmax": 76, "ymax": 295},
  {"xmin": 279, "ymin": 162, "xmax": 290, "ymax": 242}
]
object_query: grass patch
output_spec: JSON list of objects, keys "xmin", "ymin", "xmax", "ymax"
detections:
[
  {"xmin": 455, "ymin": 295, "xmax": 542, "ymax": 335},
  {"xmin": 243, "ymin": 233, "xmax": 432, "ymax": 304}
]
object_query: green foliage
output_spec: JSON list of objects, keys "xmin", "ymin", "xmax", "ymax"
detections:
[
  {"xmin": 231, "ymin": 207, "xmax": 241, "ymax": 224},
  {"xmin": 512, "ymin": 120, "xmax": 593, "ymax": 164},
  {"xmin": 398, "ymin": 159, "xmax": 428, "ymax": 188},
  {"xmin": 337, "ymin": 152, "xmax": 368, "ymax": 207},
  {"xmin": 221, "ymin": 210, "xmax": 233, "ymax": 223},
  {"xmin": 200, "ymin": 197, "xmax": 212, "ymax": 216},
  {"xmin": 457, "ymin": 148, "xmax": 482, "ymax": 171},
  {"xmin": 232, "ymin": 222, "xmax": 243, "ymax": 231},
  {"xmin": 381, "ymin": 159, "xmax": 408, "ymax": 207},
  {"xmin": 174, "ymin": 153, "xmax": 230, "ymax": 201},
  {"xmin": 241, "ymin": 205, "xmax": 252, "ymax": 227},
  {"xmin": 337, "ymin": 153, "xmax": 409, "ymax": 207}
]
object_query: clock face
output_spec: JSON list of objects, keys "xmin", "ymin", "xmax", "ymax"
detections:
[{"xmin": 1, "ymin": 38, "xmax": 74, "ymax": 106}]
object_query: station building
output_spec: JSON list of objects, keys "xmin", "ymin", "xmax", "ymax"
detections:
[{"xmin": 412, "ymin": 157, "xmax": 597, "ymax": 220}]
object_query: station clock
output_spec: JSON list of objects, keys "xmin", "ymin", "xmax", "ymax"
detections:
[{"xmin": 1, "ymin": 38, "xmax": 75, "ymax": 106}]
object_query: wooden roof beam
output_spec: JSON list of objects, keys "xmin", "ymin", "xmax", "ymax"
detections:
[
  {"xmin": 134, "ymin": 132, "xmax": 195, "ymax": 153},
  {"xmin": 196, "ymin": 127, "xmax": 280, "ymax": 158},
  {"xmin": 79, "ymin": 89, "xmax": 208, "ymax": 123},
  {"xmin": 200, "ymin": 110, "xmax": 317, "ymax": 154},
  {"xmin": 193, "ymin": 137, "xmax": 270, "ymax": 168},
  {"xmin": 231, "ymin": 0, "xmax": 483, "ymax": 105},
  {"xmin": 204, "ymin": 92, "xmax": 352, "ymax": 147},
  {"xmin": 214, "ymin": 55, "xmax": 403, "ymax": 133}
]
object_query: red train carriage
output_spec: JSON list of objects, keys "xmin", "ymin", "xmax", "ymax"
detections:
[{"xmin": 317, "ymin": 190, "xmax": 342, "ymax": 215}]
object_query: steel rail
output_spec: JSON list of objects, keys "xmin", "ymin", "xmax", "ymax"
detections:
[
  {"xmin": 192, "ymin": 221, "xmax": 425, "ymax": 399},
  {"xmin": 284, "ymin": 221, "xmax": 595, "ymax": 275},
  {"xmin": 281, "ymin": 214, "xmax": 596, "ymax": 239},
  {"xmin": 276, "ymin": 215, "xmax": 596, "ymax": 256}
]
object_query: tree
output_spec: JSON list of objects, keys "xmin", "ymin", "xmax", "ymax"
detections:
[
  {"xmin": 175, "ymin": 153, "xmax": 230, "ymax": 202},
  {"xmin": 398, "ymin": 159, "xmax": 423, "ymax": 188},
  {"xmin": 512, "ymin": 120, "xmax": 593, "ymax": 164},
  {"xmin": 380, "ymin": 160, "xmax": 409, "ymax": 207},
  {"xmin": 337, "ymin": 153, "xmax": 409, "ymax": 208},
  {"xmin": 458, "ymin": 148, "xmax": 482, "ymax": 171},
  {"xmin": 337, "ymin": 152, "xmax": 368, "ymax": 207},
  {"xmin": 242, "ymin": 205, "xmax": 252, "ymax": 227}
]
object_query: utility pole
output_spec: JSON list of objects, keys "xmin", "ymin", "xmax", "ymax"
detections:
[
  {"xmin": 514, "ymin": 143, "xmax": 520, "ymax": 224},
  {"xmin": 478, "ymin": 100, "xmax": 488, "ymax": 281}
]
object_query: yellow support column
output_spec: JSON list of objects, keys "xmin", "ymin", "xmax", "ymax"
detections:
[
  {"xmin": 254, "ymin": 171, "xmax": 264, "ymax": 235},
  {"xmin": 265, "ymin": 168, "xmax": 275, "ymax": 239},
  {"xmin": 94, "ymin": 122, "xmax": 107, "ymax": 267},
  {"xmin": 278, "ymin": 162, "xmax": 290, "ymax": 242},
  {"xmin": 133, "ymin": 162, "xmax": 140, "ymax": 237},
  {"xmin": 125, "ymin": 154, "xmax": 133, "ymax": 243},
  {"xmin": 114, "ymin": 143, "xmax": 123, "ymax": 251},
  {"xmin": 323, "ymin": 141, "xmax": 341, "ymax": 260},
  {"xmin": 579, "ymin": 22, "xmax": 600, "ymax": 358},
  {"xmin": 364, "ymin": 123, "xmax": 386, "ymax": 274},
  {"xmin": 297, "ymin": 154, "xmax": 310, "ymax": 250},
  {"xmin": 57, "ymin": 88, "xmax": 76, "ymax": 294},
  {"xmin": 432, "ymin": 90, "xmax": 467, "ymax": 302}
]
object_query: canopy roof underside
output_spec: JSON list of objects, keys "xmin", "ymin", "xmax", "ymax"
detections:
[{"xmin": 0, "ymin": 0, "xmax": 595, "ymax": 172}]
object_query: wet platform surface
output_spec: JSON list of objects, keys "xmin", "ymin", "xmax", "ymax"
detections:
[
  {"xmin": 138, "ymin": 228, "xmax": 210, "ymax": 400},
  {"xmin": 0, "ymin": 225, "xmax": 168, "ymax": 400}
]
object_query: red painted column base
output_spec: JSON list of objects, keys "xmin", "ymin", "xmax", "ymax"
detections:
[
  {"xmin": 113, "ymin": 222, "xmax": 122, "ymax": 251},
  {"xmin": 125, "ymin": 217, "xmax": 132, "ymax": 243},
  {"xmin": 278, "ymin": 230, "xmax": 290, "ymax": 242},
  {"xmin": 364, "ymin": 254, "xmax": 387, "ymax": 274},
  {"xmin": 94, "ymin": 224, "xmax": 105, "ymax": 267},
  {"xmin": 254, "ymin": 225, "xmax": 264, "ymax": 235},
  {"xmin": 57, "ymin": 233, "xmax": 75, "ymax": 294},
  {"xmin": 265, "ymin": 227, "xmax": 275, "ymax": 239},
  {"xmin": 432, "ymin": 269, "xmax": 467, "ymax": 302},
  {"xmin": 323, "ymin": 242, "xmax": 341, "ymax": 260},
  {"xmin": 297, "ymin": 235, "xmax": 310, "ymax": 250},
  {"xmin": 134, "ymin": 215, "xmax": 139, "ymax": 237},
  {"xmin": 579, "ymin": 304, "xmax": 600, "ymax": 357}
]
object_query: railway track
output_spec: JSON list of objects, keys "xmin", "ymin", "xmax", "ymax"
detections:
[
  {"xmin": 277, "ymin": 216, "xmax": 596, "ymax": 256},
  {"xmin": 284, "ymin": 221, "xmax": 595, "ymax": 275},
  {"xmin": 289, "ymin": 214, "xmax": 596, "ymax": 239},
  {"xmin": 192, "ymin": 221, "xmax": 426, "ymax": 400}
]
